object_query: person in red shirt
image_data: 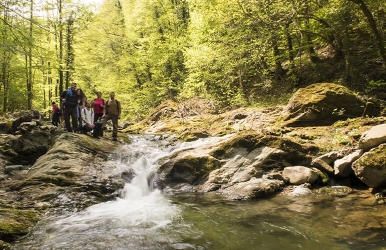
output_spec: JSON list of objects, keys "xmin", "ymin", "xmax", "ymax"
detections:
[
  {"xmin": 92, "ymin": 91, "xmax": 105, "ymax": 122},
  {"xmin": 51, "ymin": 102, "xmax": 61, "ymax": 126}
]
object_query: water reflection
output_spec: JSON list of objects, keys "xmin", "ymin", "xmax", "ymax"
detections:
[{"xmin": 171, "ymin": 193, "xmax": 386, "ymax": 250}]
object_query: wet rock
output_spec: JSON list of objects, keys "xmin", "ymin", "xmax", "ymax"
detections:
[
  {"xmin": 220, "ymin": 177, "xmax": 285, "ymax": 200},
  {"xmin": 0, "ymin": 208, "xmax": 39, "ymax": 242},
  {"xmin": 289, "ymin": 183, "xmax": 313, "ymax": 196},
  {"xmin": 316, "ymin": 186, "xmax": 354, "ymax": 197},
  {"xmin": 283, "ymin": 166, "xmax": 319, "ymax": 185},
  {"xmin": 352, "ymin": 144, "xmax": 386, "ymax": 188},
  {"xmin": 157, "ymin": 132, "xmax": 311, "ymax": 200},
  {"xmin": 158, "ymin": 154, "xmax": 222, "ymax": 186}
]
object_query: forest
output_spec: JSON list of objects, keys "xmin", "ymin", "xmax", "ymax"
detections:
[{"xmin": 1, "ymin": 0, "xmax": 386, "ymax": 121}]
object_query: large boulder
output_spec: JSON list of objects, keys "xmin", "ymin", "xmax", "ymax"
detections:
[
  {"xmin": 11, "ymin": 133, "xmax": 125, "ymax": 208},
  {"xmin": 207, "ymin": 146, "xmax": 289, "ymax": 185},
  {"xmin": 0, "ymin": 111, "xmax": 34, "ymax": 134},
  {"xmin": 358, "ymin": 123, "xmax": 386, "ymax": 151},
  {"xmin": 0, "ymin": 127, "xmax": 62, "ymax": 165},
  {"xmin": 155, "ymin": 136, "xmax": 230, "ymax": 190},
  {"xmin": 0, "ymin": 132, "xmax": 123, "ymax": 244},
  {"xmin": 352, "ymin": 144, "xmax": 386, "ymax": 188},
  {"xmin": 156, "ymin": 132, "xmax": 311, "ymax": 199},
  {"xmin": 281, "ymin": 83, "xmax": 380, "ymax": 126}
]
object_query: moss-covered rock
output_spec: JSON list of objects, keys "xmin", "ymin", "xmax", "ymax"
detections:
[
  {"xmin": 317, "ymin": 186, "xmax": 354, "ymax": 197},
  {"xmin": 0, "ymin": 209, "xmax": 39, "ymax": 242},
  {"xmin": 157, "ymin": 155, "xmax": 221, "ymax": 188},
  {"xmin": 352, "ymin": 144, "xmax": 386, "ymax": 188},
  {"xmin": 281, "ymin": 83, "xmax": 380, "ymax": 126},
  {"xmin": 210, "ymin": 132, "xmax": 313, "ymax": 166}
]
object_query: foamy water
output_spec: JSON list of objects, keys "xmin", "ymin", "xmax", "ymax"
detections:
[{"xmin": 13, "ymin": 135, "xmax": 227, "ymax": 249}]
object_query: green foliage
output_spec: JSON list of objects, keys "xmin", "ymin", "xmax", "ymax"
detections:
[
  {"xmin": 1, "ymin": 0, "xmax": 386, "ymax": 118},
  {"xmin": 367, "ymin": 80, "xmax": 386, "ymax": 95}
]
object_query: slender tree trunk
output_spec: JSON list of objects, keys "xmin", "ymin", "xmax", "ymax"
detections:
[
  {"xmin": 65, "ymin": 16, "xmax": 75, "ymax": 87},
  {"xmin": 349, "ymin": 0, "xmax": 386, "ymax": 66},
  {"xmin": 285, "ymin": 22, "xmax": 295, "ymax": 74},
  {"xmin": 285, "ymin": 23, "xmax": 294, "ymax": 63},
  {"xmin": 1, "ymin": 3, "xmax": 10, "ymax": 112},
  {"xmin": 58, "ymin": 0, "xmax": 64, "ymax": 99},
  {"xmin": 1, "ymin": 57, "xmax": 10, "ymax": 112},
  {"xmin": 48, "ymin": 61, "xmax": 53, "ymax": 100},
  {"xmin": 42, "ymin": 59, "xmax": 46, "ymax": 109},
  {"xmin": 344, "ymin": 21, "xmax": 352, "ymax": 79},
  {"xmin": 272, "ymin": 39, "xmax": 285, "ymax": 79},
  {"xmin": 304, "ymin": 2, "xmax": 319, "ymax": 63},
  {"xmin": 27, "ymin": 0, "xmax": 33, "ymax": 110}
]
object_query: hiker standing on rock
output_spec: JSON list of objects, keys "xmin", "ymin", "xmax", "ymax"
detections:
[
  {"xmin": 51, "ymin": 102, "xmax": 61, "ymax": 126},
  {"xmin": 76, "ymin": 88, "xmax": 87, "ymax": 130},
  {"xmin": 101, "ymin": 91, "xmax": 121, "ymax": 140},
  {"xmin": 92, "ymin": 91, "xmax": 105, "ymax": 122},
  {"xmin": 61, "ymin": 83, "xmax": 79, "ymax": 132}
]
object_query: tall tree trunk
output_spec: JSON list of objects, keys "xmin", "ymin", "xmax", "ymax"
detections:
[
  {"xmin": 58, "ymin": 0, "xmax": 64, "ymax": 100},
  {"xmin": 27, "ymin": 0, "xmax": 33, "ymax": 110},
  {"xmin": 285, "ymin": 23, "xmax": 294, "ymax": 63},
  {"xmin": 272, "ymin": 39, "xmax": 285, "ymax": 79},
  {"xmin": 304, "ymin": 2, "xmax": 319, "ymax": 63},
  {"xmin": 1, "ymin": 54, "xmax": 11, "ymax": 112},
  {"xmin": 344, "ymin": 21, "xmax": 352, "ymax": 79},
  {"xmin": 349, "ymin": 0, "xmax": 386, "ymax": 66},
  {"xmin": 65, "ymin": 16, "xmax": 75, "ymax": 87}
]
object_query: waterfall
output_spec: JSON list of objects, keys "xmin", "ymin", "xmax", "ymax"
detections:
[{"xmin": 14, "ymin": 135, "xmax": 217, "ymax": 250}]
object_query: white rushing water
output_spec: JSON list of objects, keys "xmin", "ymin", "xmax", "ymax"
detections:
[{"xmin": 15, "ymin": 135, "xmax": 225, "ymax": 250}]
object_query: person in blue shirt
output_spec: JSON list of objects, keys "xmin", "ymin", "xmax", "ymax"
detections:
[{"xmin": 60, "ymin": 83, "xmax": 79, "ymax": 132}]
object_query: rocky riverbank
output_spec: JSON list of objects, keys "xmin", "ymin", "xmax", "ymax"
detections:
[{"xmin": 1, "ymin": 82, "xmax": 386, "ymax": 247}]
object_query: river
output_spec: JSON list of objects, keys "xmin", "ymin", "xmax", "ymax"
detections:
[{"xmin": 12, "ymin": 136, "xmax": 386, "ymax": 250}]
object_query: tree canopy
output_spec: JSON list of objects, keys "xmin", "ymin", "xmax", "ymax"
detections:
[{"xmin": 1, "ymin": 0, "xmax": 385, "ymax": 119}]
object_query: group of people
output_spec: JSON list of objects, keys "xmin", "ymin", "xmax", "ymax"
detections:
[{"xmin": 52, "ymin": 82, "xmax": 122, "ymax": 140}]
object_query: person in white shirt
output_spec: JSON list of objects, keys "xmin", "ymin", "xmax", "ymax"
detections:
[{"xmin": 81, "ymin": 101, "xmax": 102, "ymax": 138}]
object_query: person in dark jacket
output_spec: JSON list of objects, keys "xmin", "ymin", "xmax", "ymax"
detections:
[{"xmin": 61, "ymin": 82, "xmax": 79, "ymax": 132}]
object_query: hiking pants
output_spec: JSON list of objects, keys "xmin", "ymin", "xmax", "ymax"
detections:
[
  {"xmin": 101, "ymin": 114, "xmax": 119, "ymax": 137},
  {"xmin": 64, "ymin": 107, "xmax": 78, "ymax": 132}
]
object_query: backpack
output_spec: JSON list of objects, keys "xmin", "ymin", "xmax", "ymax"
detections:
[
  {"xmin": 83, "ymin": 108, "xmax": 94, "ymax": 118},
  {"xmin": 57, "ymin": 108, "xmax": 62, "ymax": 116},
  {"xmin": 66, "ymin": 88, "xmax": 74, "ymax": 97},
  {"xmin": 105, "ymin": 99, "xmax": 120, "ymax": 114}
]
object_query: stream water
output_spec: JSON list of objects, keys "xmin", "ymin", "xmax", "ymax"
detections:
[{"xmin": 12, "ymin": 136, "xmax": 386, "ymax": 250}]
